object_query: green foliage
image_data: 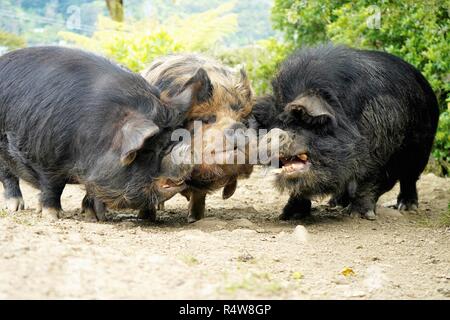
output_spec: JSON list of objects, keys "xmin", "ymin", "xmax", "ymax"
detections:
[
  {"xmin": 216, "ymin": 39, "xmax": 292, "ymax": 95},
  {"xmin": 272, "ymin": 0, "xmax": 450, "ymax": 173},
  {"xmin": 0, "ymin": 31, "xmax": 27, "ymax": 50},
  {"xmin": 60, "ymin": 3, "xmax": 238, "ymax": 72},
  {"xmin": 126, "ymin": 0, "xmax": 276, "ymax": 47},
  {"xmin": 272, "ymin": 0, "xmax": 449, "ymax": 108},
  {"xmin": 433, "ymin": 103, "xmax": 450, "ymax": 172}
]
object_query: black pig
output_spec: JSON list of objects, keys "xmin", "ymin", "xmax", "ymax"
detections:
[
  {"xmin": 252, "ymin": 45, "xmax": 439, "ymax": 220},
  {"xmin": 0, "ymin": 46, "xmax": 205, "ymax": 220}
]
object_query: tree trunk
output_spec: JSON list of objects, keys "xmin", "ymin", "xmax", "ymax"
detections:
[{"xmin": 105, "ymin": 0, "xmax": 124, "ymax": 22}]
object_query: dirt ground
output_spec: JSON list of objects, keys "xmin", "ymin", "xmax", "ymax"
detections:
[{"xmin": 0, "ymin": 166, "xmax": 449, "ymax": 299}]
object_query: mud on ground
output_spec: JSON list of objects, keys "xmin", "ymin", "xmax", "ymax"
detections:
[{"xmin": 0, "ymin": 166, "xmax": 449, "ymax": 299}]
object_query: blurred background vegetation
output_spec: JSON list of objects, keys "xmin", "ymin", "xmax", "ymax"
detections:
[{"xmin": 0, "ymin": 0, "xmax": 449, "ymax": 175}]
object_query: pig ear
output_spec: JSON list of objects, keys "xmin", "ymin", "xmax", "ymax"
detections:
[
  {"xmin": 286, "ymin": 95, "xmax": 336, "ymax": 127},
  {"xmin": 120, "ymin": 118, "xmax": 160, "ymax": 165},
  {"xmin": 166, "ymin": 68, "xmax": 213, "ymax": 112},
  {"xmin": 222, "ymin": 179, "xmax": 237, "ymax": 200}
]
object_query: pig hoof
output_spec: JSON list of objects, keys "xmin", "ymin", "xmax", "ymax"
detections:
[
  {"xmin": 157, "ymin": 202, "xmax": 165, "ymax": 211},
  {"xmin": 3, "ymin": 197, "xmax": 25, "ymax": 212},
  {"xmin": 397, "ymin": 200, "xmax": 418, "ymax": 212},
  {"xmin": 187, "ymin": 215, "xmax": 200, "ymax": 223},
  {"xmin": 42, "ymin": 207, "xmax": 61, "ymax": 220},
  {"xmin": 35, "ymin": 203, "xmax": 42, "ymax": 214},
  {"xmin": 279, "ymin": 208, "xmax": 311, "ymax": 220},
  {"xmin": 349, "ymin": 211, "xmax": 362, "ymax": 219},
  {"xmin": 279, "ymin": 212, "xmax": 309, "ymax": 220},
  {"xmin": 83, "ymin": 209, "xmax": 99, "ymax": 222},
  {"xmin": 363, "ymin": 210, "xmax": 377, "ymax": 220},
  {"xmin": 138, "ymin": 208, "xmax": 156, "ymax": 222}
]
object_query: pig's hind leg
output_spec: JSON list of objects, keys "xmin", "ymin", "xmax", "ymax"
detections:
[
  {"xmin": 349, "ymin": 175, "xmax": 397, "ymax": 220},
  {"xmin": 0, "ymin": 164, "xmax": 25, "ymax": 211},
  {"xmin": 394, "ymin": 145, "xmax": 428, "ymax": 212},
  {"xmin": 396, "ymin": 177, "xmax": 418, "ymax": 211}
]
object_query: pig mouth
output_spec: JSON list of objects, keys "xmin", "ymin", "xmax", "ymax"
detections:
[
  {"xmin": 155, "ymin": 178, "xmax": 186, "ymax": 195},
  {"xmin": 277, "ymin": 153, "xmax": 310, "ymax": 175}
]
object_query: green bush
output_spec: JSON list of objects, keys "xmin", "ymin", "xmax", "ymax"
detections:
[
  {"xmin": 216, "ymin": 38, "xmax": 292, "ymax": 95},
  {"xmin": 60, "ymin": 3, "xmax": 238, "ymax": 72},
  {"xmin": 0, "ymin": 30, "xmax": 27, "ymax": 51},
  {"xmin": 433, "ymin": 103, "xmax": 450, "ymax": 174}
]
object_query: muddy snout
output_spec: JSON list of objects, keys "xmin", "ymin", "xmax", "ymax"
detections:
[
  {"xmin": 258, "ymin": 128, "xmax": 293, "ymax": 165},
  {"xmin": 203, "ymin": 121, "xmax": 252, "ymax": 164},
  {"xmin": 156, "ymin": 142, "xmax": 194, "ymax": 199}
]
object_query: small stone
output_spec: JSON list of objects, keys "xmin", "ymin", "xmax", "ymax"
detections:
[
  {"xmin": 437, "ymin": 288, "xmax": 450, "ymax": 297},
  {"xmin": 292, "ymin": 225, "xmax": 309, "ymax": 243},
  {"xmin": 345, "ymin": 290, "xmax": 366, "ymax": 298},
  {"xmin": 236, "ymin": 252, "xmax": 254, "ymax": 262},
  {"xmin": 371, "ymin": 257, "xmax": 381, "ymax": 261}
]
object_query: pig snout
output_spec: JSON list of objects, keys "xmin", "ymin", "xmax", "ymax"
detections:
[
  {"xmin": 258, "ymin": 128, "xmax": 293, "ymax": 164},
  {"xmin": 160, "ymin": 142, "xmax": 193, "ymax": 180},
  {"xmin": 223, "ymin": 121, "xmax": 250, "ymax": 152}
]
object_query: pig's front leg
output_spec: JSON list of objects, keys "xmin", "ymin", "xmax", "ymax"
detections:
[
  {"xmin": 187, "ymin": 190, "xmax": 206, "ymax": 223},
  {"xmin": 38, "ymin": 180, "xmax": 66, "ymax": 220},
  {"xmin": 348, "ymin": 187, "xmax": 377, "ymax": 220},
  {"xmin": 279, "ymin": 193, "xmax": 311, "ymax": 220},
  {"xmin": 0, "ymin": 166, "xmax": 25, "ymax": 212}
]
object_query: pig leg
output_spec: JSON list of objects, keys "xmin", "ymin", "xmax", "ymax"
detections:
[
  {"xmin": 187, "ymin": 190, "xmax": 206, "ymax": 223},
  {"xmin": 329, "ymin": 180, "xmax": 356, "ymax": 208},
  {"xmin": 157, "ymin": 202, "xmax": 165, "ymax": 210},
  {"xmin": 328, "ymin": 190, "xmax": 350, "ymax": 208},
  {"xmin": 396, "ymin": 177, "xmax": 418, "ymax": 211},
  {"xmin": 137, "ymin": 205, "xmax": 157, "ymax": 222},
  {"xmin": 81, "ymin": 193, "xmax": 107, "ymax": 221},
  {"xmin": 0, "ymin": 166, "xmax": 25, "ymax": 211},
  {"xmin": 39, "ymin": 181, "xmax": 65, "ymax": 220},
  {"xmin": 279, "ymin": 194, "xmax": 311, "ymax": 220},
  {"xmin": 348, "ymin": 187, "xmax": 378, "ymax": 220}
]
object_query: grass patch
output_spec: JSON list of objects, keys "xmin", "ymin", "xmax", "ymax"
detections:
[
  {"xmin": 179, "ymin": 255, "xmax": 200, "ymax": 266},
  {"xmin": 439, "ymin": 203, "xmax": 450, "ymax": 227},
  {"xmin": 222, "ymin": 272, "xmax": 283, "ymax": 295},
  {"xmin": 0, "ymin": 209, "xmax": 7, "ymax": 218}
]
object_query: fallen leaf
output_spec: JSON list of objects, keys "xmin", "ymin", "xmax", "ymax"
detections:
[
  {"xmin": 292, "ymin": 272, "xmax": 303, "ymax": 280},
  {"xmin": 340, "ymin": 267, "xmax": 355, "ymax": 277}
]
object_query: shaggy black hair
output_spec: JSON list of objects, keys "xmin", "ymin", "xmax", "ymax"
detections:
[{"xmin": 252, "ymin": 44, "xmax": 439, "ymax": 220}]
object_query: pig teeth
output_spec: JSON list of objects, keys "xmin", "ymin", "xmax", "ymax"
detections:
[{"xmin": 298, "ymin": 154, "xmax": 308, "ymax": 161}]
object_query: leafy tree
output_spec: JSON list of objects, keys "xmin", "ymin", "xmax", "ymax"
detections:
[
  {"xmin": 59, "ymin": 3, "xmax": 238, "ymax": 71},
  {"xmin": 0, "ymin": 30, "xmax": 27, "ymax": 51},
  {"xmin": 217, "ymin": 39, "xmax": 292, "ymax": 95},
  {"xmin": 105, "ymin": 0, "xmax": 124, "ymax": 22},
  {"xmin": 272, "ymin": 0, "xmax": 449, "ymax": 109}
]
